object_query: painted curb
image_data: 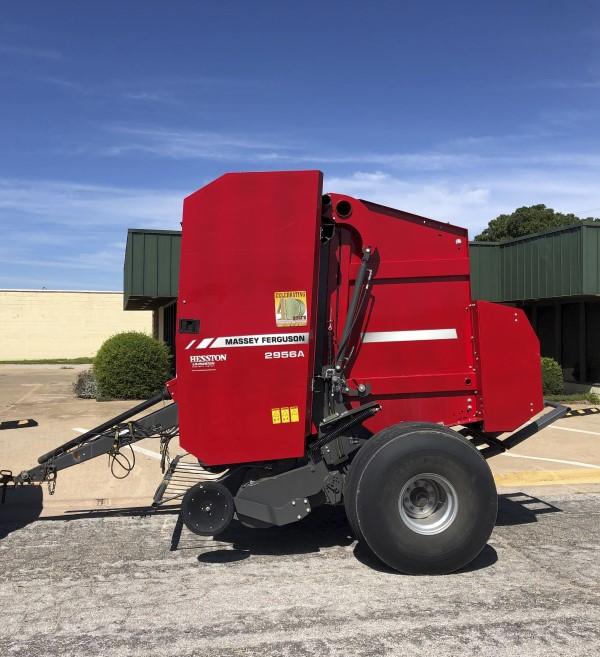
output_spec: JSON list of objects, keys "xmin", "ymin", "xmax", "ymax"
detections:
[{"xmin": 494, "ymin": 468, "xmax": 600, "ymax": 487}]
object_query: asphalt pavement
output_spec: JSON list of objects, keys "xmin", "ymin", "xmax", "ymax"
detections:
[{"xmin": 1, "ymin": 490, "xmax": 599, "ymax": 657}]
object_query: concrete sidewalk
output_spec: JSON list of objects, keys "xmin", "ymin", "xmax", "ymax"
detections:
[{"xmin": 1, "ymin": 364, "xmax": 600, "ymax": 515}]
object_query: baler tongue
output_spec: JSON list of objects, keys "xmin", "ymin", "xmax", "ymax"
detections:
[{"xmin": 1, "ymin": 390, "xmax": 178, "ymax": 501}]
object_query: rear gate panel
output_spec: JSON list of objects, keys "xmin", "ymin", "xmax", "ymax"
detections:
[{"xmin": 474, "ymin": 300, "xmax": 544, "ymax": 432}]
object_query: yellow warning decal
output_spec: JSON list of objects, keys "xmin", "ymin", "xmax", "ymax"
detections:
[
  {"xmin": 271, "ymin": 406, "xmax": 301, "ymax": 424},
  {"xmin": 274, "ymin": 291, "xmax": 307, "ymax": 327}
]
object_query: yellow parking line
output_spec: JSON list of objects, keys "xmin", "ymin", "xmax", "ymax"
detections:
[{"xmin": 494, "ymin": 468, "xmax": 600, "ymax": 487}]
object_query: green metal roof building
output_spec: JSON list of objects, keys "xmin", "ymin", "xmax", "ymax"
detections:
[
  {"xmin": 124, "ymin": 223, "xmax": 600, "ymax": 384},
  {"xmin": 471, "ymin": 223, "xmax": 600, "ymax": 384},
  {"xmin": 124, "ymin": 229, "xmax": 180, "ymax": 352}
]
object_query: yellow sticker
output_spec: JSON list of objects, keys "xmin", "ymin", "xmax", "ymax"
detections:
[
  {"xmin": 271, "ymin": 408, "xmax": 281, "ymax": 424},
  {"xmin": 274, "ymin": 291, "xmax": 307, "ymax": 327},
  {"xmin": 290, "ymin": 406, "xmax": 300, "ymax": 423},
  {"xmin": 280, "ymin": 407, "xmax": 290, "ymax": 423}
]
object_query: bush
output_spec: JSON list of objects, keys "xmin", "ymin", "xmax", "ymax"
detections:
[
  {"xmin": 73, "ymin": 369, "xmax": 98, "ymax": 399},
  {"xmin": 94, "ymin": 331, "xmax": 171, "ymax": 400},
  {"xmin": 541, "ymin": 357, "xmax": 563, "ymax": 395}
]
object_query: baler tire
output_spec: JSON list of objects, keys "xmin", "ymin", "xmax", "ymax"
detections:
[
  {"xmin": 344, "ymin": 422, "xmax": 438, "ymax": 542},
  {"xmin": 353, "ymin": 423, "xmax": 497, "ymax": 574}
]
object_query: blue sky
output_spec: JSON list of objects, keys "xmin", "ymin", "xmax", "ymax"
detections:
[{"xmin": 1, "ymin": 1, "xmax": 600, "ymax": 290}]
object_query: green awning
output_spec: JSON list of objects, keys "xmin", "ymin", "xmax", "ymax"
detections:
[
  {"xmin": 123, "ymin": 229, "xmax": 181, "ymax": 310},
  {"xmin": 123, "ymin": 223, "xmax": 600, "ymax": 310},
  {"xmin": 470, "ymin": 223, "xmax": 600, "ymax": 302}
]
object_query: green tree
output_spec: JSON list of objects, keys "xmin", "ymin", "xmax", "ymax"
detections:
[{"xmin": 475, "ymin": 204, "xmax": 598, "ymax": 242}]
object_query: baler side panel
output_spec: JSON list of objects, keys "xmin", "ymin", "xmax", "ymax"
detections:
[
  {"xmin": 474, "ymin": 301, "xmax": 544, "ymax": 432},
  {"xmin": 327, "ymin": 196, "xmax": 481, "ymax": 429},
  {"xmin": 176, "ymin": 171, "xmax": 323, "ymax": 465}
]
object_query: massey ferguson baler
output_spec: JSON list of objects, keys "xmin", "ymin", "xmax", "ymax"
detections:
[{"xmin": 2, "ymin": 171, "xmax": 567, "ymax": 574}]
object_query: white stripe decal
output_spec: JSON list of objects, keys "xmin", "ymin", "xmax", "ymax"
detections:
[
  {"xmin": 184, "ymin": 339, "xmax": 196, "ymax": 350},
  {"xmin": 362, "ymin": 329, "xmax": 457, "ymax": 343},
  {"xmin": 196, "ymin": 337, "xmax": 215, "ymax": 349},
  {"xmin": 210, "ymin": 333, "xmax": 310, "ymax": 348}
]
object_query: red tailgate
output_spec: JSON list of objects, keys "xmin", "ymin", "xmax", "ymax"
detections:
[{"xmin": 474, "ymin": 300, "xmax": 544, "ymax": 432}]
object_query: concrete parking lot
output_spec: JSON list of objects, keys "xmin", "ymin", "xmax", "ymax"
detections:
[{"xmin": 1, "ymin": 365, "xmax": 600, "ymax": 656}]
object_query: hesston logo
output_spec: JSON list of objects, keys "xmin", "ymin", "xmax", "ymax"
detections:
[{"xmin": 189, "ymin": 354, "xmax": 227, "ymax": 370}]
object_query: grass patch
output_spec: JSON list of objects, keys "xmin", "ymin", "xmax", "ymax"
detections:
[
  {"xmin": 0, "ymin": 357, "xmax": 94, "ymax": 365},
  {"xmin": 545, "ymin": 392, "xmax": 600, "ymax": 404}
]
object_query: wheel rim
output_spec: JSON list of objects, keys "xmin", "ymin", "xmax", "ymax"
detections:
[{"xmin": 398, "ymin": 473, "xmax": 458, "ymax": 535}]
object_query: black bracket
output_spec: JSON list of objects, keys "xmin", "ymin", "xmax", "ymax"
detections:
[
  {"xmin": 179, "ymin": 318, "xmax": 200, "ymax": 334},
  {"xmin": 479, "ymin": 401, "xmax": 570, "ymax": 459}
]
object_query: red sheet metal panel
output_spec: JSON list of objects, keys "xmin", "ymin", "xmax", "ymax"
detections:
[
  {"xmin": 325, "ymin": 195, "xmax": 481, "ymax": 430},
  {"xmin": 474, "ymin": 301, "xmax": 544, "ymax": 432},
  {"xmin": 175, "ymin": 171, "xmax": 322, "ymax": 465},
  {"xmin": 171, "ymin": 172, "xmax": 545, "ymax": 466}
]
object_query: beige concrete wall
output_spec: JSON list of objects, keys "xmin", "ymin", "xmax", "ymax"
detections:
[{"xmin": 0, "ymin": 290, "xmax": 153, "ymax": 360}]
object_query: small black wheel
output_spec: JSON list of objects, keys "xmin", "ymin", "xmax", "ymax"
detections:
[
  {"xmin": 181, "ymin": 481, "xmax": 234, "ymax": 536},
  {"xmin": 348, "ymin": 423, "xmax": 497, "ymax": 574}
]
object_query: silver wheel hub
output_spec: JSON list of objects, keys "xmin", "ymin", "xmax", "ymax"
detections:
[{"xmin": 398, "ymin": 473, "xmax": 458, "ymax": 535}]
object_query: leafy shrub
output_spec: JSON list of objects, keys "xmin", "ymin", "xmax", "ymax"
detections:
[
  {"xmin": 541, "ymin": 357, "xmax": 563, "ymax": 396},
  {"xmin": 73, "ymin": 369, "xmax": 98, "ymax": 399},
  {"xmin": 94, "ymin": 331, "xmax": 171, "ymax": 400},
  {"xmin": 585, "ymin": 392, "xmax": 600, "ymax": 405}
]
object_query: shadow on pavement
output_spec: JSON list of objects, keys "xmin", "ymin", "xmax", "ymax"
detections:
[
  {"xmin": 0, "ymin": 490, "xmax": 563, "ymax": 576},
  {"xmin": 193, "ymin": 505, "xmax": 500, "ymax": 574},
  {"xmin": 0, "ymin": 485, "xmax": 43, "ymax": 539},
  {"xmin": 352, "ymin": 541, "xmax": 498, "ymax": 575},
  {"xmin": 496, "ymin": 491, "xmax": 562, "ymax": 526},
  {"xmin": 0, "ymin": 490, "xmax": 179, "ymax": 541},
  {"xmin": 193, "ymin": 493, "xmax": 561, "ymax": 573},
  {"xmin": 195, "ymin": 505, "xmax": 354, "ymax": 563}
]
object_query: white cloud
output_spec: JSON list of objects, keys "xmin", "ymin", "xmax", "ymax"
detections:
[
  {"xmin": 102, "ymin": 126, "xmax": 288, "ymax": 160},
  {"xmin": 0, "ymin": 178, "xmax": 185, "ymax": 289},
  {"xmin": 324, "ymin": 168, "xmax": 600, "ymax": 237},
  {"xmin": 0, "ymin": 178, "xmax": 184, "ymax": 228}
]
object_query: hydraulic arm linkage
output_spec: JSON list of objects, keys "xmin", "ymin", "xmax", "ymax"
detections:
[{"xmin": 0, "ymin": 390, "xmax": 178, "ymax": 499}]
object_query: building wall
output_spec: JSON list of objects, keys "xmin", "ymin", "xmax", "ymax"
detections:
[{"xmin": 0, "ymin": 290, "xmax": 153, "ymax": 360}]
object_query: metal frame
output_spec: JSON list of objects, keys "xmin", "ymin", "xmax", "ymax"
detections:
[
  {"xmin": 475, "ymin": 402, "xmax": 569, "ymax": 458},
  {"xmin": 1, "ymin": 394, "xmax": 178, "ymax": 497}
]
